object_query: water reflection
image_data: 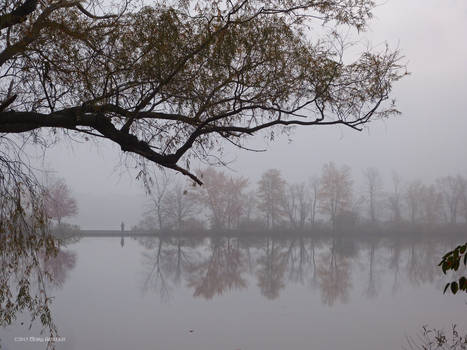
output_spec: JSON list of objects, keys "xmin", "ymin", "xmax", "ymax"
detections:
[
  {"xmin": 188, "ymin": 237, "xmax": 247, "ymax": 299},
  {"xmin": 139, "ymin": 237, "xmax": 201, "ymax": 301},
  {"xmin": 136, "ymin": 234, "xmax": 459, "ymax": 306},
  {"xmin": 317, "ymin": 239, "xmax": 352, "ymax": 305},
  {"xmin": 1, "ymin": 231, "xmax": 465, "ymax": 350},
  {"xmin": 256, "ymin": 238, "xmax": 286, "ymax": 299},
  {"xmin": 0, "ymin": 231, "xmax": 77, "ymax": 347}
]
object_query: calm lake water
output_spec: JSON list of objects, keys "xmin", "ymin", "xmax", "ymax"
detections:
[{"xmin": 1, "ymin": 234, "xmax": 467, "ymax": 350}]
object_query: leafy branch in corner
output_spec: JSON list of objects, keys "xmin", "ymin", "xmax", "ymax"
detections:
[{"xmin": 439, "ymin": 243, "xmax": 467, "ymax": 294}]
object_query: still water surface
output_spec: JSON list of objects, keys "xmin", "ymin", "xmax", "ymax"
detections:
[{"xmin": 2, "ymin": 234, "xmax": 467, "ymax": 350}]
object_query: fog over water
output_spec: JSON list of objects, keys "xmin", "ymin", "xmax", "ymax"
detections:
[{"xmin": 2, "ymin": 234, "xmax": 467, "ymax": 350}]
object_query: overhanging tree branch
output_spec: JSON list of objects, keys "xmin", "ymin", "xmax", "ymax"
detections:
[{"xmin": 0, "ymin": 0, "xmax": 406, "ymax": 187}]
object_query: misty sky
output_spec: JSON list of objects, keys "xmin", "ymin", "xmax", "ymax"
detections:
[{"xmin": 38, "ymin": 0, "xmax": 467, "ymax": 229}]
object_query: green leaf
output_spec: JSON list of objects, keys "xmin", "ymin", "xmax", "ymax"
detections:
[
  {"xmin": 459, "ymin": 277, "xmax": 467, "ymax": 290},
  {"xmin": 444, "ymin": 283, "xmax": 450, "ymax": 294},
  {"xmin": 451, "ymin": 282, "xmax": 459, "ymax": 294},
  {"xmin": 442, "ymin": 252, "xmax": 451, "ymax": 259}
]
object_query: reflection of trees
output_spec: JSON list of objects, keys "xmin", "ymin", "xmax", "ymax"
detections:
[
  {"xmin": 285, "ymin": 237, "xmax": 311, "ymax": 285},
  {"xmin": 388, "ymin": 237, "xmax": 402, "ymax": 294},
  {"xmin": 141, "ymin": 237, "xmax": 171, "ymax": 301},
  {"xmin": 42, "ymin": 249, "xmax": 77, "ymax": 289},
  {"xmin": 245, "ymin": 244, "xmax": 254, "ymax": 274},
  {"xmin": 187, "ymin": 238, "xmax": 247, "ymax": 299},
  {"xmin": 364, "ymin": 238, "xmax": 379, "ymax": 298},
  {"xmin": 317, "ymin": 239, "xmax": 352, "ymax": 306},
  {"xmin": 406, "ymin": 240, "xmax": 438, "ymax": 286},
  {"xmin": 0, "ymin": 230, "xmax": 76, "ymax": 347},
  {"xmin": 309, "ymin": 238, "xmax": 320, "ymax": 290},
  {"xmin": 256, "ymin": 238, "xmax": 287, "ymax": 300},
  {"xmin": 169, "ymin": 238, "xmax": 193, "ymax": 286},
  {"xmin": 134, "ymin": 234, "xmax": 455, "ymax": 305},
  {"xmin": 140, "ymin": 237, "xmax": 197, "ymax": 301},
  {"xmin": 386, "ymin": 237, "xmax": 444, "ymax": 291}
]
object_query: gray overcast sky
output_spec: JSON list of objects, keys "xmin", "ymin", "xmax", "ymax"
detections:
[{"xmin": 40, "ymin": 0, "xmax": 467, "ymax": 228}]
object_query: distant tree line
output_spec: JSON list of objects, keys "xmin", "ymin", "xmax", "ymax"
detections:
[{"xmin": 135, "ymin": 164, "xmax": 467, "ymax": 233}]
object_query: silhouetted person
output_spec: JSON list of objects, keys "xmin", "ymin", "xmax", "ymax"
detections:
[
  {"xmin": 120, "ymin": 237, "xmax": 125, "ymax": 248},
  {"xmin": 121, "ymin": 221, "xmax": 125, "ymax": 232}
]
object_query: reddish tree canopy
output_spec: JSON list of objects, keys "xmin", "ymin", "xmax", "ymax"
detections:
[{"xmin": 44, "ymin": 178, "xmax": 78, "ymax": 224}]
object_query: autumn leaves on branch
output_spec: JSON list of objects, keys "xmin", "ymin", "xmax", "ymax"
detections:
[{"xmin": 0, "ymin": 0, "xmax": 406, "ymax": 185}]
